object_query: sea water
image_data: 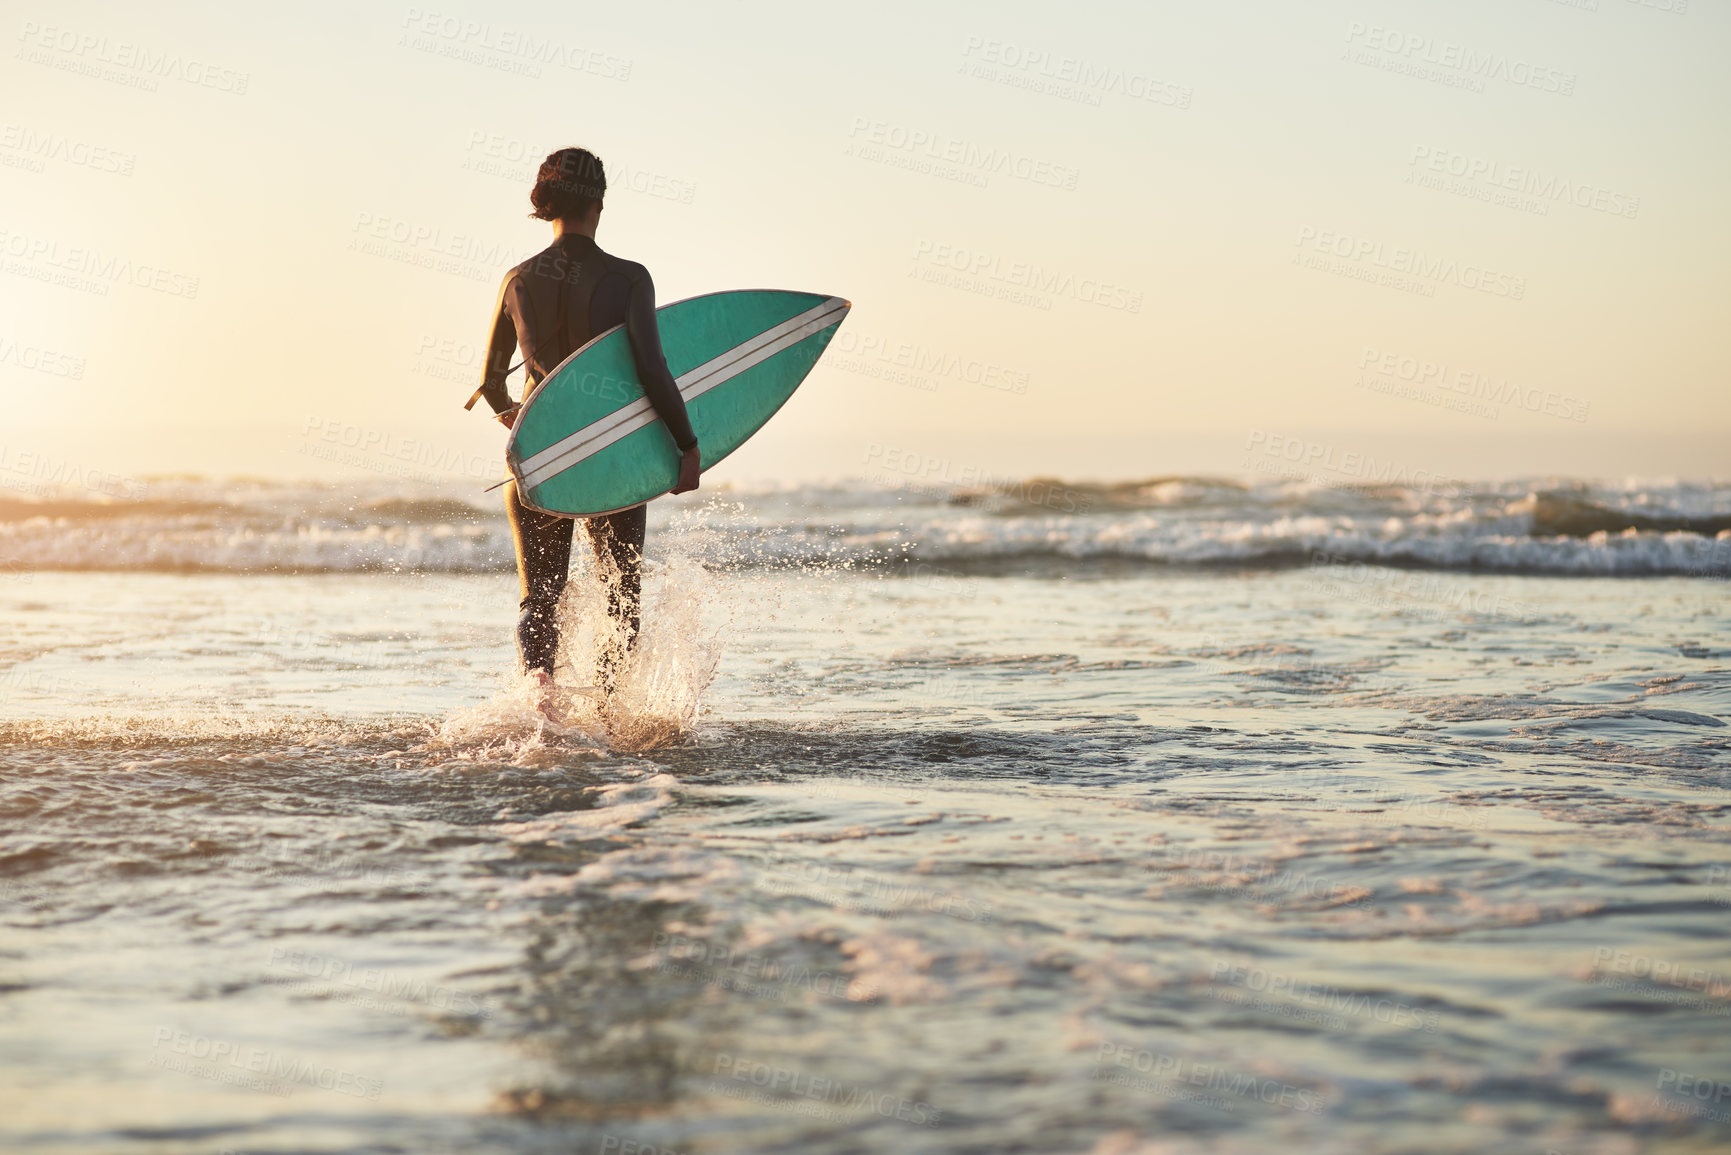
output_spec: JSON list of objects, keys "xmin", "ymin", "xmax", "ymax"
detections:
[{"xmin": 0, "ymin": 477, "xmax": 1727, "ymax": 1154}]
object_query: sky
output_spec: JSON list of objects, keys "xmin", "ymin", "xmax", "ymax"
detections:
[{"xmin": 2, "ymin": 0, "xmax": 1727, "ymax": 492}]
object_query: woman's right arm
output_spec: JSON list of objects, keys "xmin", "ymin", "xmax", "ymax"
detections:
[{"xmin": 467, "ymin": 273, "xmax": 520, "ymax": 419}]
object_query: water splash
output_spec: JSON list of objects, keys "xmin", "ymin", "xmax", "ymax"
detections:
[
  {"xmin": 426, "ymin": 670, "xmax": 606, "ymax": 764},
  {"xmin": 432, "ymin": 521, "xmax": 726, "ymax": 758},
  {"xmin": 600, "ymin": 553, "xmax": 723, "ymax": 751}
]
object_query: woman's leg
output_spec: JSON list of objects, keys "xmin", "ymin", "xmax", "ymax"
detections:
[
  {"xmin": 505, "ymin": 480, "xmax": 575, "ymax": 676},
  {"xmin": 582, "ymin": 504, "xmax": 648, "ymax": 691}
]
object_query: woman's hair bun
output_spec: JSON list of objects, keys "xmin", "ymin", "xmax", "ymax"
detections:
[{"xmin": 530, "ymin": 147, "xmax": 607, "ymax": 221}]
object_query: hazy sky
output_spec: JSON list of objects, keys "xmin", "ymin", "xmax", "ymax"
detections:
[{"xmin": 3, "ymin": 0, "xmax": 1726, "ymax": 490}]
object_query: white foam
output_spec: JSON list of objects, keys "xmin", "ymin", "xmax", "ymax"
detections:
[
  {"xmin": 496, "ymin": 774, "xmax": 683, "ymax": 844},
  {"xmin": 424, "ymin": 672, "xmax": 608, "ymax": 763},
  {"xmin": 1, "ymin": 478, "xmax": 1726, "ymax": 576}
]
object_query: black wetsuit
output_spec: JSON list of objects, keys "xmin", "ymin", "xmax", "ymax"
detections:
[{"xmin": 475, "ymin": 233, "xmax": 697, "ymax": 678}]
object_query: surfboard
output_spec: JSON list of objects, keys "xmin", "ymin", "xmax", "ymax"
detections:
[{"xmin": 505, "ymin": 289, "xmax": 850, "ymax": 517}]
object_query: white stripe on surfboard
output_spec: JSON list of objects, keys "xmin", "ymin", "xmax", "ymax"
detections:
[
  {"xmin": 518, "ymin": 299, "xmax": 841, "ymax": 489},
  {"xmin": 517, "ymin": 297, "xmax": 848, "ymax": 492},
  {"xmin": 518, "ymin": 296, "xmax": 848, "ymax": 489}
]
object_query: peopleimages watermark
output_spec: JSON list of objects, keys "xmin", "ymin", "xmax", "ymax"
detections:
[
  {"xmin": 347, "ymin": 211, "xmax": 518, "ymax": 283},
  {"xmin": 0, "ymin": 669, "xmax": 87, "ymax": 698},
  {"xmin": 862, "ymin": 442, "xmax": 1093, "ymax": 513},
  {"xmin": 15, "ymin": 20, "xmax": 250, "ymax": 94},
  {"xmin": 648, "ymin": 931, "xmax": 876, "ymax": 1004},
  {"xmin": 299, "ymin": 416, "xmax": 504, "ymax": 484},
  {"xmin": 1342, "ymin": 22, "xmax": 1576, "ymax": 96},
  {"xmin": 1707, "ymin": 864, "xmax": 1731, "ymax": 903},
  {"xmin": 1242, "ymin": 429, "xmax": 1457, "ymax": 497},
  {"xmin": 0, "ymin": 445, "xmax": 147, "ymax": 500},
  {"xmin": 1269, "ymin": 763, "xmax": 1493, "ymax": 829},
  {"xmin": 910, "ymin": 239, "xmax": 1142, "ymax": 313},
  {"xmin": 1091, "ymin": 1043, "xmax": 1328, "ymax": 1115},
  {"xmin": 709, "ymin": 1053, "xmax": 942, "ymax": 1126},
  {"xmin": 1293, "ymin": 226, "xmax": 1526, "ymax": 301},
  {"xmin": 249, "ymin": 834, "xmax": 435, "ymax": 891},
  {"xmin": 1681, "ymin": 543, "xmax": 1731, "ymax": 584},
  {"xmin": 1206, "ymin": 958, "xmax": 1441, "ymax": 1032},
  {"xmin": 1, "ymin": 224, "xmax": 200, "ymax": 298},
  {"xmin": 1649, "ymin": 1067, "xmax": 1731, "ymax": 1124},
  {"xmin": 758, "ymin": 849, "xmax": 995, "ymax": 923},
  {"xmin": 0, "ymin": 122, "xmax": 134, "ymax": 176},
  {"xmin": 1185, "ymin": 634, "xmax": 1339, "ymax": 683},
  {"xmin": 414, "ymin": 331, "xmax": 656, "ymax": 405},
  {"xmin": 252, "ymin": 618, "xmax": 405, "ymax": 692},
  {"xmin": 919, "ymin": 672, "xmax": 997, "ymax": 712},
  {"xmin": 844, "ymin": 116, "xmax": 1079, "ymax": 191},
  {"xmin": 828, "ymin": 328, "xmax": 1028, "ymax": 395},
  {"xmin": 598, "ymin": 1140, "xmax": 685, "ymax": 1155},
  {"xmin": 1406, "ymin": 146, "xmax": 1638, "ymax": 220},
  {"xmin": 265, "ymin": 947, "xmax": 496, "ymax": 1018},
  {"xmin": 1581, "ymin": 947, "xmax": 1731, "ymax": 1014},
  {"xmin": 885, "ymin": 558, "xmax": 980, "ymax": 601},
  {"xmin": 1354, "ymin": 368, "xmax": 1495, "ymax": 421},
  {"xmin": 461, "ymin": 130, "xmax": 696, "ymax": 205},
  {"xmin": 1307, "ymin": 550, "xmax": 1543, "ymax": 626},
  {"xmin": 397, "ymin": 8, "xmax": 630, "ymax": 81},
  {"xmin": 412, "ymin": 332, "xmax": 487, "ymax": 387},
  {"xmin": 149, "ymin": 1027, "xmax": 383, "ymax": 1099},
  {"xmin": 1155, "ymin": 846, "xmax": 1371, "ymax": 909},
  {"xmin": 1354, "ymin": 346, "xmax": 1589, "ymax": 424},
  {"xmin": 958, "ymin": 35, "xmax": 1192, "ymax": 111},
  {"xmin": 0, "ymin": 333, "xmax": 84, "ymax": 380},
  {"xmin": 0, "ymin": 879, "xmax": 55, "ymax": 903}
]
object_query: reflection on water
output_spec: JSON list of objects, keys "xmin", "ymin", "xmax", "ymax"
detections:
[{"xmin": 0, "ymin": 559, "xmax": 1726, "ymax": 1153}]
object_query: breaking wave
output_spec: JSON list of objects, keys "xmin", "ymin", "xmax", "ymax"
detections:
[{"xmin": 0, "ymin": 476, "xmax": 1726, "ymax": 577}]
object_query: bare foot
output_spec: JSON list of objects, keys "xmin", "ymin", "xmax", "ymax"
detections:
[{"xmin": 526, "ymin": 670, "xmax": 562, "ymax": 723}]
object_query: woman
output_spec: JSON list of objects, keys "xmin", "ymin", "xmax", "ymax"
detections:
[{"xmin": 469, "ymin": 147, "xmax": 701, "ymax": 703}]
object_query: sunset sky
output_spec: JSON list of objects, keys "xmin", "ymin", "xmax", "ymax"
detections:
[{"xmin": 3, "ymin": 0, "xmax": 1726, "ymax": 489}]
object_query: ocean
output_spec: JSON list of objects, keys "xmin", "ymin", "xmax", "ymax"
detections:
[{"xmin": 1, "ymin": 474, "xmax": 1728, "ymax": 1154}]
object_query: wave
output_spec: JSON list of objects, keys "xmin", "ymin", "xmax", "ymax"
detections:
[
  {"xmin": 1514, "ymin": 492, "xmax": 1731, "ymax": 537},
  {"xmin": 0, "ymin": 498, "xmax": 232, "ymax": 522},
  {"xmin": 0, "ymin": 478, "xmax": 1725, "ymax": 577}
]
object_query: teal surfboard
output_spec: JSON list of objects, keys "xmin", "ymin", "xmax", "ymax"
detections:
[{"xmin": 506, "ymin": 289, "xmax": 850, "ymax": 516}]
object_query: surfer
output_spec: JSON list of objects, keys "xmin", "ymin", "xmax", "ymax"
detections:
[{"xmin": 469, "ymin": 147, "xmax": 701, "ymax": 705}]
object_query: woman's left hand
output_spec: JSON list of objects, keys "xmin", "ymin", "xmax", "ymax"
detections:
[{"xmin": 672, "ymin": 445, "xmax": 701, "ymax": 494}]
